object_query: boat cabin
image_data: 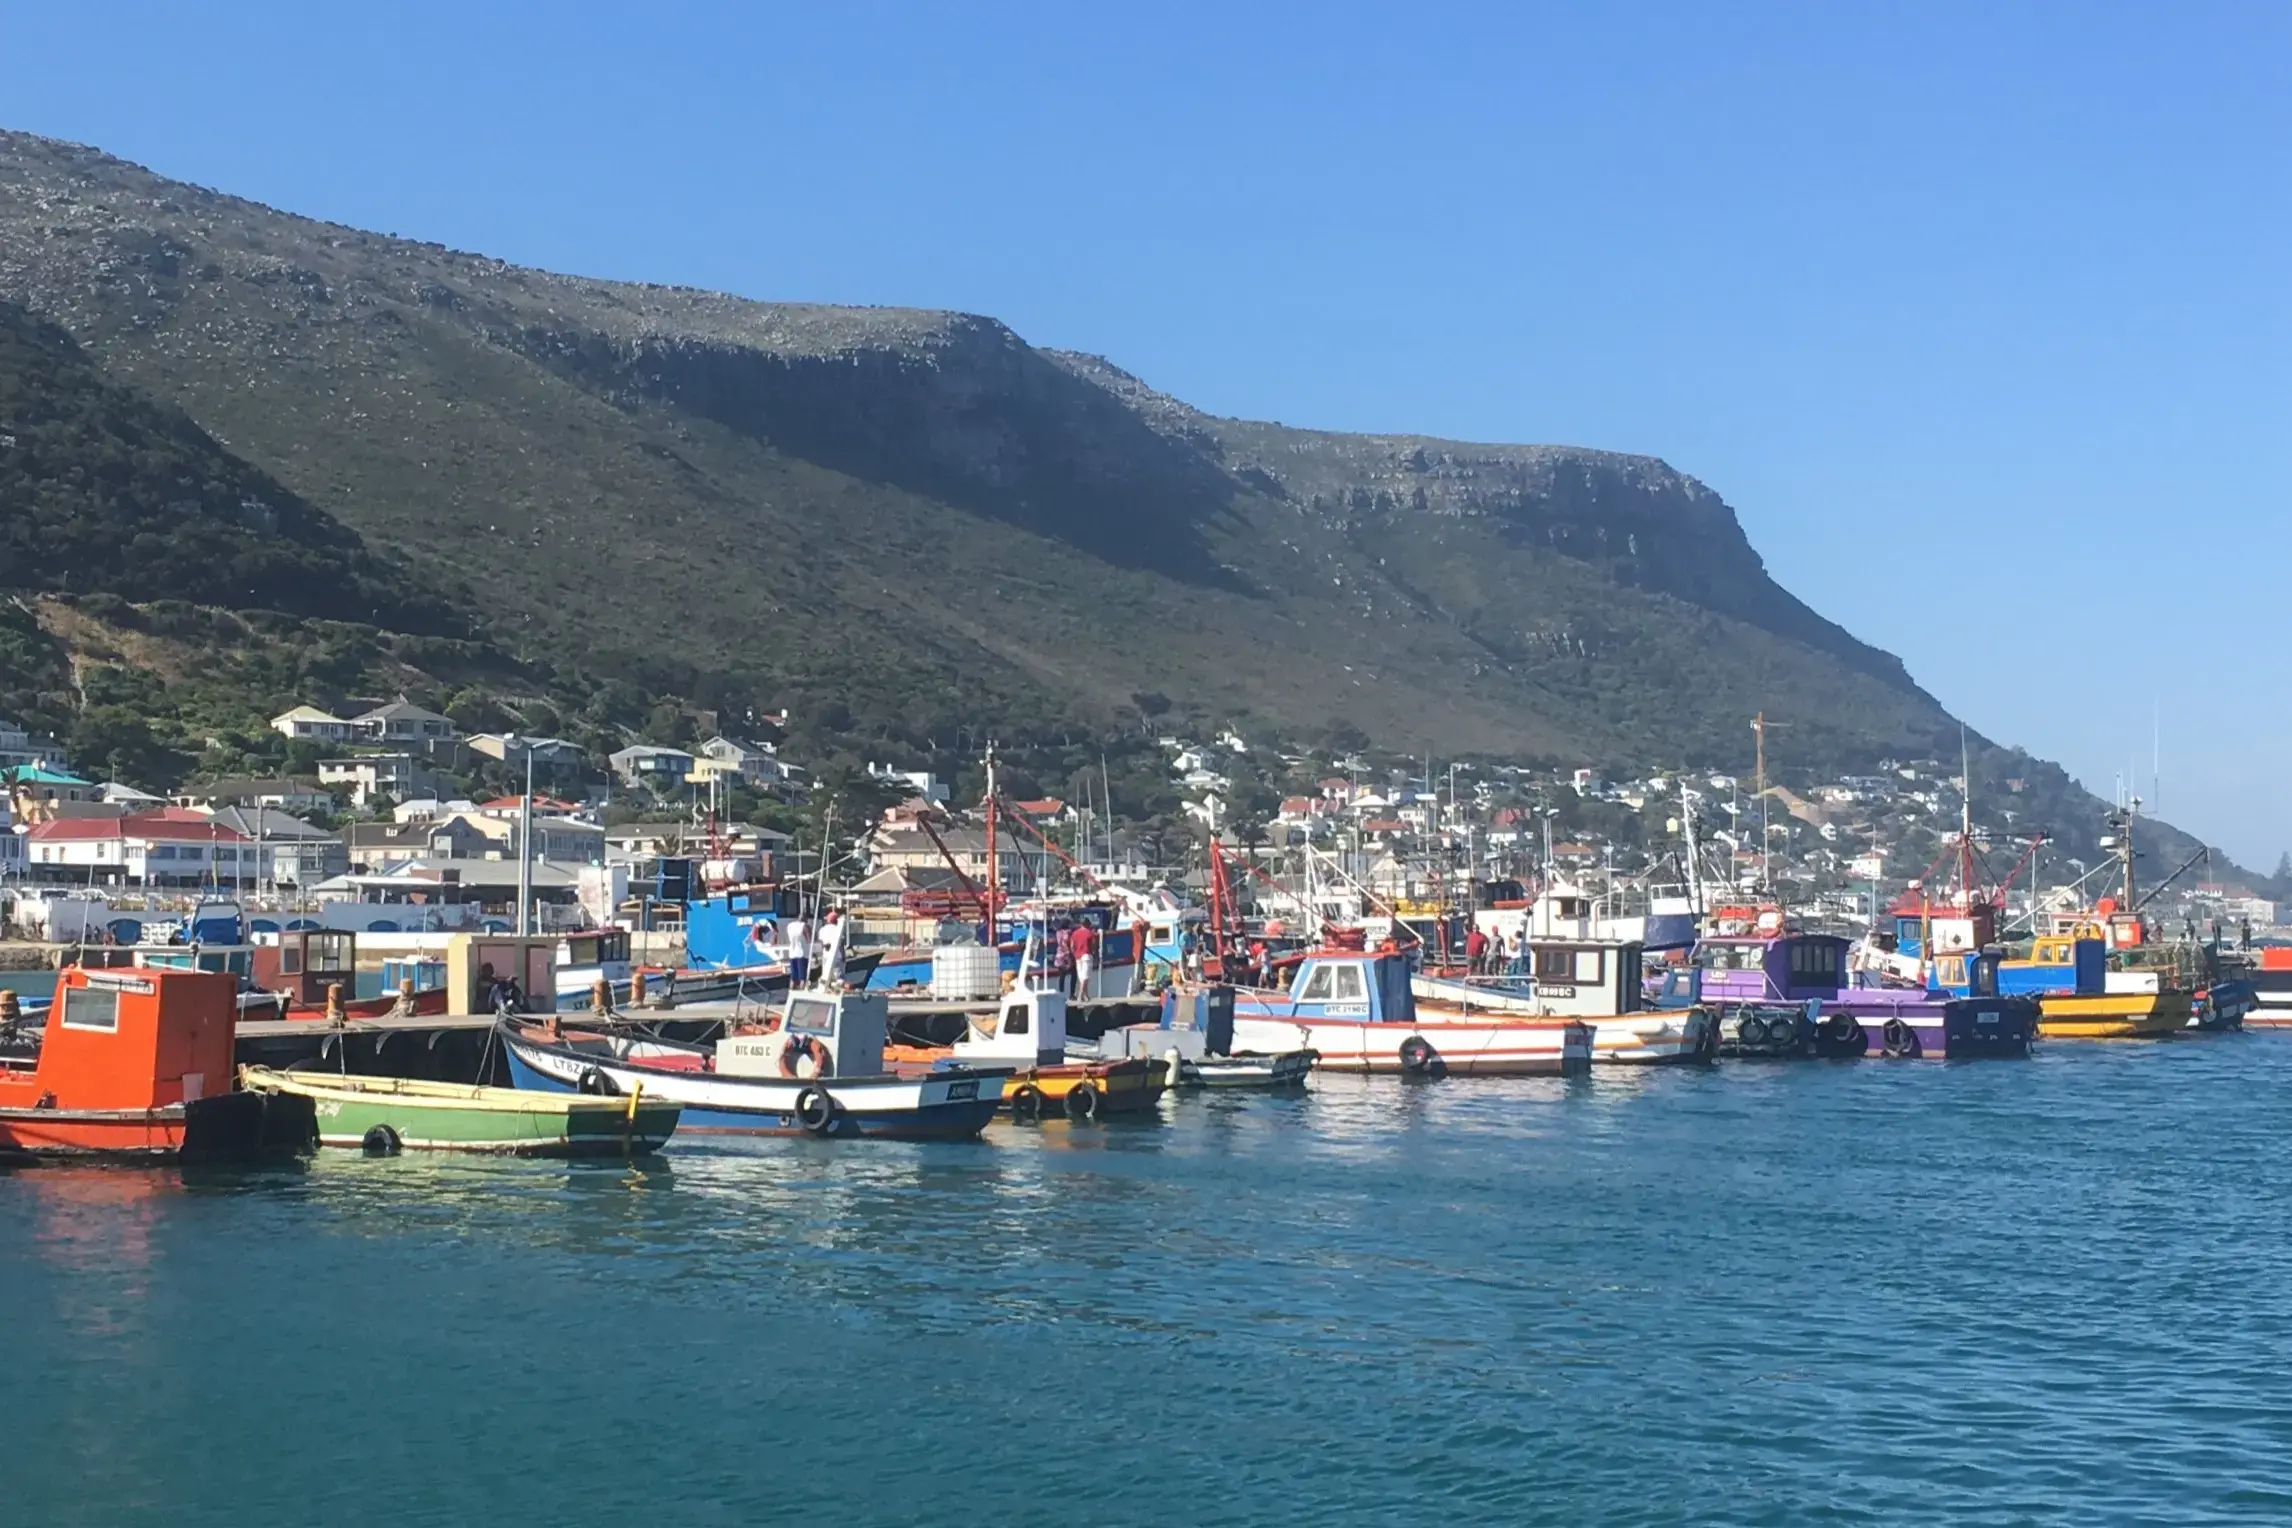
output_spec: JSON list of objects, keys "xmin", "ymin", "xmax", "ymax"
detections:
[
  {"xmin": 0, "ymin": 967, "xmax": 237, "ymax": 1116},
  {"xmin": 683, "ymin": 888, "xmax": 802, "ymax": 971},
  {"xmin": 717, "ymin": 990, "xmax": 890, "ymax": 1079},
  {"xmin": 557, "ymin": 928, "xmax": 633, "ymax": 979},
  {"xmin": 1888, "ymin": 900, "xmax": 1997, "ymax": 960},
  {"xmin": 1234, "ymin": 951, "xmax": 1416, "ymax": 1025},
  {"xmin": 442, "ymin": 933, "xmax": 560, "ymax": 1015},
  {"xmin": 1525, "ymin": 939, "xmax": 1645, "ymax": 1017},
  {"xmin": 251, "ymin": 929, "xmax": 359, "ymax": 1006},
  {"xmin": 1926, "ymin": 949, "xmax": 2009, "ymax": 999},
  {"xmin": 1143, "ymin": 984, "xmax": 1236, "ymax": 1060},
  {"xmin": 1964, "ymin": 936, "xmax": 2106, "ymax": 998},
  {"xmin": 1687, "ymin": 934, "xmax": 1852, "ymax": 1005},
  {"xmin": 951, "ymin": 987, "xmax": 1070, "ymax": 1069}
]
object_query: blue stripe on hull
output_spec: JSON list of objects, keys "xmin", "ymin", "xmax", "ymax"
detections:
[{"xmin": 504, "ymin": 1051, "xmax": 997, "ymax": 1140}]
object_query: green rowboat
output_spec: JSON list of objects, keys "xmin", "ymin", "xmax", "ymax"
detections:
[{"xmin": 240, "ymin": 1067, "xmax": 679, "ymax": 1156}]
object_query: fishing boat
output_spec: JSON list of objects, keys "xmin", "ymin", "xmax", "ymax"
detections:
[
  {"xmin": 503, "ymin": 989, "xmax": 1007, "ymax": 1139},
  {"xmin": 882, "ymin": 986, "xmax": 1166, "ymax": 1121},
  {"xmin": 2246, "ymin": 947, "xmax": 2292, "ymax": 1028},
  {"xmin": 1088, "ymin": 984, "xmax": 1315, "ymax": 1089},
  {"xmin": 0, "ymin": 967, "xmax": 315, "ymax": 1163},
  {"xmin": 1413, "ymin": 934, "xmax": 1718, "ymax": 1064},
  {"xmin": 1931, "ymin": 932, "xmax": 2190, "ymax": 1039},
  {"xmin": 249, "ymin": 927, "xmax": 450, "ymax": 1021},
  {"xmin": 241, "ymin": 1067, "xmax": 678, "ymax": 1155},
  {"xmin": 1231, "ymin": 948, "xmax": 1593, "ymax": 1077}
]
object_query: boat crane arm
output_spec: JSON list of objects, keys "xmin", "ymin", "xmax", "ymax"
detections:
[
  {"xmin": 915, "ymin": 812, "xmax": 993, "ymax": 918},
  {"xmin": 2134, "ymin": 846, "xmax": 2209, "ymax": 914}
]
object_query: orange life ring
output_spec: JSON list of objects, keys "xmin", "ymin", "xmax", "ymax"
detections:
[{"xmin": 777, "ymin": 1034, "xmax": 833, "ymax": 1079}]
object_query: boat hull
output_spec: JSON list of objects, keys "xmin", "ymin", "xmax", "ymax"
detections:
[
  {"xmin": 2038, "ymin": 991, "xmax": 2193, "ymax": 1039},
  {"xmin": 1821, "ymin": 994, "xmax": 2039, "ymax": 1058},
  {"xmin": 999, "ymin": 1059, "xmax": 1165, "ymax": 1120},
  {"xmin": 1182, "ymin": 1051, "xmax": 1314, "ymax": 1089},
  {"xmin": 2191, "ymin": 979, "xmax": 2254, "ymax": 1031},
  {"xmin": 1409, "ymin": 975, "xmax": 1711, "ymax": 1065},
  {"xmin": 245, "ymin": 1070, "xmax": 677, "ymax": 1155},
  {"xmin": 1230, "ymin": 1013, "xmax": 1592, "ymax": 1076},
  {"xmin": 0, "ymin": 1089, "xmax": 315, "ymax": 1164},
  {"xmin": 504, "ymin": 1034, "xmax": 1004, "ymax": 1140}
]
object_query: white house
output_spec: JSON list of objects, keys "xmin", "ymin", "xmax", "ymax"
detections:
[
  {"xmin": 0, "ymin": 718, "xmax": 69, "ymax": 772},
  {"xmin": 609, "ymin": 745, "xmax": 697, "ymax": 792},
  {"xmin": 350, "ymin": 700, "xmax": 459, "ymax": 746},
  {"xmin": 467, "ymin": 733, "xmax": 588, "ymax": 772},
  {"xmin": 865, "ymin": 764, "xmax": 948, "ymax": 804},
  {"xmin": 318, "ymin": 754, "xmax": 437, "ymax": 808},
  {"xmin": 25, "ymin": 811, "xmax": 258, "ymax": 887},
  {"xmin": 270, "ymin": 705, "xmax": 360, "ymax": 743}
]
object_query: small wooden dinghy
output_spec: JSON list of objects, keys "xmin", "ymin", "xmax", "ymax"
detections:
[{"xmin": 239, "ymin": 1066, "xmax": 679, "ymax": 1156}]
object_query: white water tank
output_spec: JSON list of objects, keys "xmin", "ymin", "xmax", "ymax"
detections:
[{"xmin": 932, "ymin": 944, "xmax": 1001, "ymax": 1001}]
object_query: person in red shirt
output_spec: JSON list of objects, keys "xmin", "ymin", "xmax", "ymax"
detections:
[
  {"xmin": 1071, "ymin": 921, "xmax": 1099, "ymax": 998},
  {"xmin": 1465, "ymin": 925, "xmax": 1490, "ymax": 974}
]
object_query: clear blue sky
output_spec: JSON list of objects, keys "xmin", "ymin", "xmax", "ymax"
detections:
[{"xmin": 6, "ymin": 2, "xmax": 2287, "ymax": 863}]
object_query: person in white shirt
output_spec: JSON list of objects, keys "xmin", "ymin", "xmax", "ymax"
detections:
[
  {"xmin": 782, "ymin": 913, "xmax": 811, "ymax": 987},
  {"xmin": 816, "ymin": 908, "xmax": 847, "ymax": 990}
]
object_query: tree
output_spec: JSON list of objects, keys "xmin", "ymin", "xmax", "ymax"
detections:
[{"xmin": 70, "ymin": 705, "xmax": 186, "ymax": 790}]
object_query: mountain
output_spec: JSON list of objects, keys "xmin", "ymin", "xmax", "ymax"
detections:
[
  {"xmin": 0, "ymin": 128, "xmax": 2259, "ymax": 886},
  {"xmin": 0, "ymin": 128, "xmax": 1961, "ymax": 769}
]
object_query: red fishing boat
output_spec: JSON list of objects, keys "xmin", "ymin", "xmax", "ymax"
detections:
[
  {"xmin": 249, "ymin": 928, "xmax": 449, "ymax": 1020},
  {"xmin": 0, "ymin": 967, "xmax": 314, "ymax": 1163}
]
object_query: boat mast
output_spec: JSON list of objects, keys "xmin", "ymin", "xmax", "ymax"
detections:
[
  {"xmin": 1754, "ymin": 713, "xmax": 1769, "ymax": 893},
  {"xmin": 983, "ymin": 743, "xmax": 999, "ymax": 934}
]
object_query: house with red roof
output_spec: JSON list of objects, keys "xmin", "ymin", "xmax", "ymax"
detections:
[{"xmin": 26, "ymin": 810, "xmax": 256, "ymax": 888}]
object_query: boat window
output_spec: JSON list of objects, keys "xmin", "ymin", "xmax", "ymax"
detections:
[
  {"xmin": 1786, "ymin": 942, "xmax": 1842, "ymax": 984},
  {"xmin": 60, "ymin": 986, "xmax": 119, "ymax": 1033},
  {"xmin": 1297, "ymin": 965, "xmax": 1336, "ymax": 1002},
  {"xmin": 1534, "ymin": 948, "xmax": 1574, "ymax": 981},
  {"xmin": 280, "ymin": 946, "xmax": 302, "ymax": 976},
  {"xmin": 1696, "ymin": 943, "xmax": 1757, "ymax": 972},
  {"xmin": 786, "ymin": 997, "xmax": 838, "ymax": 1035},
  {"xmin": 1573, "ymin": 949, "xmax": 1603, "ymax": 982},
  {"xmin": 1935, "ymin": 956, "xmax": 1967, "ymax": 986},
  {"xmin": 1331, "ymin": 964, "xmax": 1367, "ymax": 1002},
  {"xmin": 1004, "ymin": 1004, "xmax": 1030, "ymax": 1036}
]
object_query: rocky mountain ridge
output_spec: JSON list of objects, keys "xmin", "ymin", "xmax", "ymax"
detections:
[{"xmin": 1, "ymin": 127, "xmax": 1953, "ymax": 776}]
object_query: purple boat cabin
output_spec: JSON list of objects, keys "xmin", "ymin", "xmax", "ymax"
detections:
[{"xmin": 1684, "ymin": 933, "xmax": 2036, "ymax": 1059}]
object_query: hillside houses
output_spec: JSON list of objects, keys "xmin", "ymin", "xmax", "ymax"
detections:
[{"xmin": 271, "ymin": 700, "xmax": 459, "ymax": 747}]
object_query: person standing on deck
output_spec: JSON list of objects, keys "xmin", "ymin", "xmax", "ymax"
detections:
[
  {"xmin": 1071, "ymin": 919, "xmax": 1098, "ymax": 1000},
  {"xmin": 1465, "ymin": 924, "xmax": 1490, "ymax": 975},
  {"xmin": 1131, "ymin": 915, "xmax": 1152, "ymax": 991},
  {"xmin": 816, "ymin": 907, "xmax": 847, "ymax": 990},
  {"xmin": 783, "ymin": 910, "xmax": 811, "ymax": 988}
]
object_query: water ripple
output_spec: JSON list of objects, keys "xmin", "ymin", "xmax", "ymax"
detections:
[{"xmin": 7, "ymin": 1036, "xmax": 2292, "ymax": 1524}]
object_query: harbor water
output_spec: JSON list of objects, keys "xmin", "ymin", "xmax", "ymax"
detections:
[{"xmin": 10, "ymin": 1039, "xmax": 2292, "ymax": 1525}]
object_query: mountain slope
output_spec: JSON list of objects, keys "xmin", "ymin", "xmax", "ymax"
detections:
[{"xmin": 0, "ymin": 128, "xmax": 1962, "ymax": 772}]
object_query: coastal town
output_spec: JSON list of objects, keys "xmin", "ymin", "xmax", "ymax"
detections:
[{"xmin": 4, "ymin": 697, "xmax": 2281, "ymax": 957}]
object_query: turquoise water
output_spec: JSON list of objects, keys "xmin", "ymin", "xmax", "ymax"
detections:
[
  {"xmin": 0, "ymin": 968, "xmax": 58, "ymax": 1000},
  {"xmin": 9, "ymin": 1040, "xmax": 2292, "ymax": 1525}
]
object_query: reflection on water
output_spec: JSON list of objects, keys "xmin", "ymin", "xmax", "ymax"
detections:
[{"xmin": 8, "ymin": 1041, "xmax": 2292, "ymax": 1525}]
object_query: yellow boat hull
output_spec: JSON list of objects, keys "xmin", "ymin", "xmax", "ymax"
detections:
[{"xmin": 2037, "ymin": 991, "xmax": 2192, "ymax": 1039}]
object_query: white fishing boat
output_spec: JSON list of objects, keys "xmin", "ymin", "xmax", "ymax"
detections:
[
  {"xmin": 502, "ymin": 989, "xmax": 1005, "ymax": 1140},
  {"xmin": 1414, "ymin": 936, "xmax": 1716, "ymax": 1065},
  {"xmin": 1230, "ymin": 948, "xmax": 1592, "ymax": 1077}
]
